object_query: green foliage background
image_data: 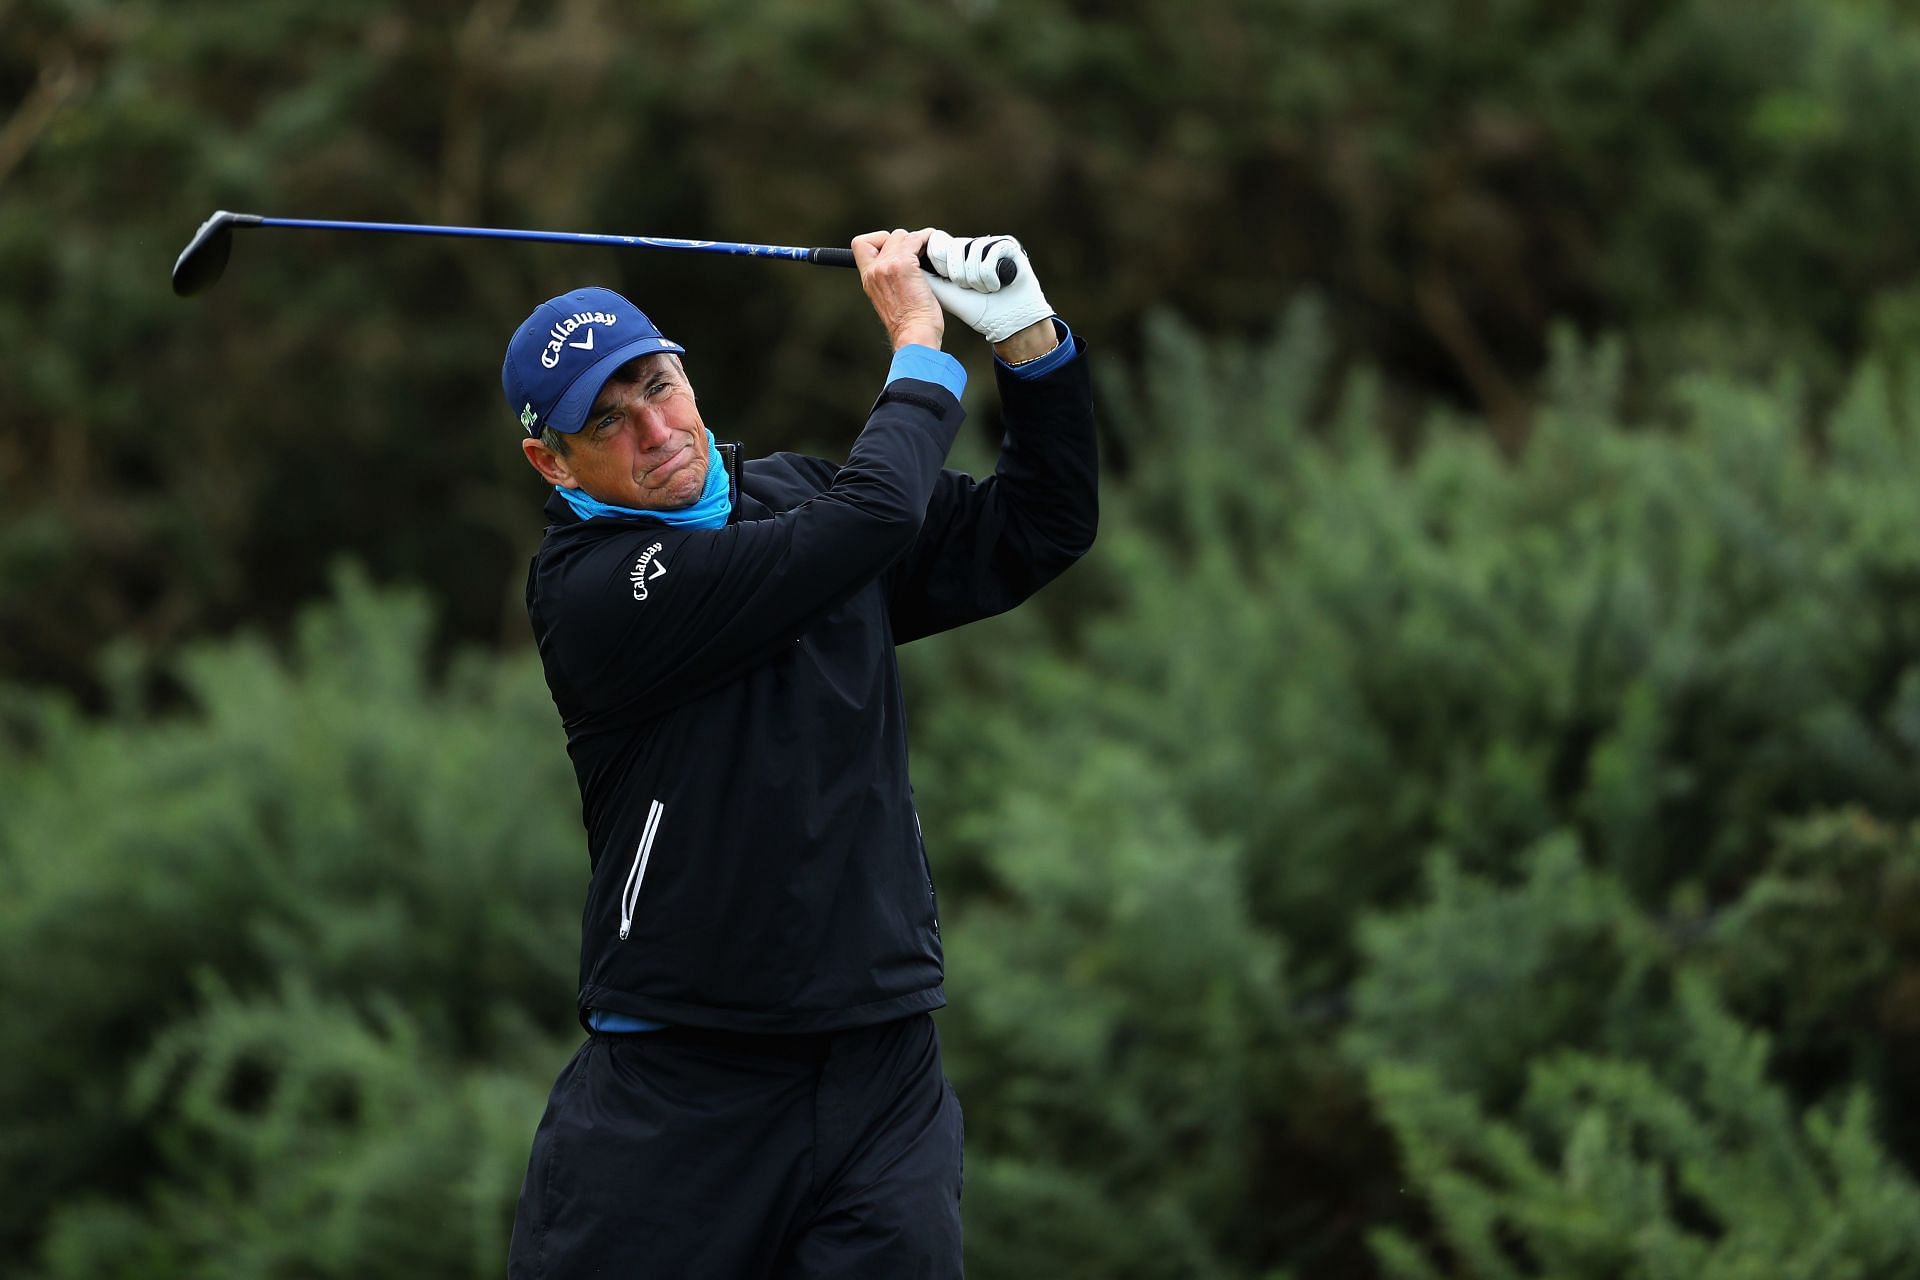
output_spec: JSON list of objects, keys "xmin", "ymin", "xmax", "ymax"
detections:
[{"xmin": 6, "ymin": 1, "xmax": 1920, "ymax": 1276}]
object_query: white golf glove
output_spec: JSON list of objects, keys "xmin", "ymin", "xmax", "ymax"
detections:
[{"xmin": 922, "ymin": 231, "xmax": 1055, "ymax": 344}]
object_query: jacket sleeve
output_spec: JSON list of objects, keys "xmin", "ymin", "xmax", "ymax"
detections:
[
  {"xmin": 885, "ymin": 328, "xmax": 1098, "ymax": 644},
  {"xmin": 536, "ymin": 378, "xmax": 964, "ymax": 725}
]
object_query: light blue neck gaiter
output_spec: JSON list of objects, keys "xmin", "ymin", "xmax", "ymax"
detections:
[{"xmin": 555, "ymin": 436, "xmax": 732, "ymax": 529}]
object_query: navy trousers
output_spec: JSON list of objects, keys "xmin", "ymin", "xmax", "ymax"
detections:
[{"xmin": 508, "ymin": 1013, "xmax": 964, "ymax": 1278}]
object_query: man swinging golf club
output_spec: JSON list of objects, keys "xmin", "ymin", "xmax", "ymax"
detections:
[{"xmin": 503, "ymin": 227, "xmax": 1097, "ymax": 1278}]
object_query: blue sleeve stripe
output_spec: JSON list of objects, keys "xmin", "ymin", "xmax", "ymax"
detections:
[
  {"xmin": 587, "ymin": 1008, "xmax": 670, "ymax": 1033},
  {"xmin": 998, "ymin": 318, "xmax": 1078, "ymax": 380},
  {"xmin": 887, "ymin": 344, "xmax": 968, "ymax": 402}
]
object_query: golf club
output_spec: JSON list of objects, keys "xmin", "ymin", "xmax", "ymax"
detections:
[{"xmin": 170, "ymin": 211, "xmax": 1016, "ymax": 297}]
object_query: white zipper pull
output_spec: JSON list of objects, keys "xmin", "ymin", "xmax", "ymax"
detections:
[{"xmin": 619, "ymin": 800, "xmax": 664, "ymax": 941}]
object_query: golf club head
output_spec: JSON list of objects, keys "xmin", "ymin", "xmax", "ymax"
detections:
[{"xmin": 171, "ymin": 211, "xmax": 260, "ymax": 297}]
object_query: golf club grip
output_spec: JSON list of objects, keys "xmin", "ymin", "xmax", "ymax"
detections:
[
  {"xmin": 918, "ymin": 248, "xmax": 1019, "ymax": 286},
  {"xmin": 812, "ymin": 246, "xmax": 1018, "ymax": 286}
]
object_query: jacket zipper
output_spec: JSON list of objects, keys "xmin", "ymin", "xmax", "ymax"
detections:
[
  {"xmin": 915, "ymin": 808, "xmax": 938, "ymax": 936},
  {"xmin": 618, "ymin": 800, "xmax": 664, "ymax": 941}
]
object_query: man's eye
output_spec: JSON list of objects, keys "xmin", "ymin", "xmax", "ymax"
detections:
[
  {"xmin": 648, "ymin": 381, "xmax": 669, "ymax": 397},
  {"xmin": 596, "ymin": 414, "xmax": 618, "ymax": 431}
]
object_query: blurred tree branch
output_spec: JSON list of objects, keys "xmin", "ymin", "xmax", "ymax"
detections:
[{"xmin": 0, "ymin": 49, "xmax": 83, "ymax": 192}]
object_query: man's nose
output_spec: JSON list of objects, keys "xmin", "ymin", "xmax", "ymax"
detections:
[{"xmin": 626, "ymin": 401, "xmax": 675, "ymax": 447}]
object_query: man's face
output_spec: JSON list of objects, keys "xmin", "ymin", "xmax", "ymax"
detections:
[{"xmin": 536, "ymin": 353, "xmax": 709, "ymax": 509}]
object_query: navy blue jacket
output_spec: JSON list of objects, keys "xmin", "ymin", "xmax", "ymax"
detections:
[{"xmin": 525, "ymin": 337, "xmax": 1097, "ymax": 1033}]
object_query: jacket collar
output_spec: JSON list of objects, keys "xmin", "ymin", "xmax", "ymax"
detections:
[{"xmin": 543, "ymin": 441, "xmax": 748, "ymax": 529}]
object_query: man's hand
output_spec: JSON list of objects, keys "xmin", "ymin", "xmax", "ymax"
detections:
[
  {"xmin": 922, "ymin": 232, "xmax": 1057, "ymax": 352},
  {"xmin": 854, "ymin": 228, "xmax": 945, "ymax": 351}
]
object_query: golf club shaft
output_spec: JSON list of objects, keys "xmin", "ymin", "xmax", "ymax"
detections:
[
  {"xmin": 245, "ymin": 215, "xmax": 855, "ymax": 267},
  {"xmin": 173, "ymin": 210, "xmax": 1016, "ymax": 296}
]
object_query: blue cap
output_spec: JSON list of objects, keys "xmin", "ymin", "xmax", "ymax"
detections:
[{"xmin": 502, "ymin": 287, "xmax": 687, "ymax": 437}]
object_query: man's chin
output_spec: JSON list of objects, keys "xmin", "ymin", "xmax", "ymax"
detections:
[{"xmin": 641, "ymin": 466, "xmax": 708, "ymax": 511}]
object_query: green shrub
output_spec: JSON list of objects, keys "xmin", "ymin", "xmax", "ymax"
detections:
[
  {"xmin": 0, "ymin": 568, "xmax": 581, "ymax": 1272},
  {"xmin": 1365, "ymin": 977, "xmax": 1920, "ymax": 1280},
  {"xmin": 905, "ymin": 311, "xmax": 1920, "ymax": 1273},
  {"xmin": 8, "ymin": 307, "xmax": 1920, "ymax": 1275}
]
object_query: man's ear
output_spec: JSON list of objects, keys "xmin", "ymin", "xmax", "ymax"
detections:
[{"xmin": 522, "ymin": 437, "xmax": 578, "ymax": 488}]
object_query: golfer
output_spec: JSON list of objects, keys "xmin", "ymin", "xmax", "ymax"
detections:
[{"xmin": 500, "ymin": 227, "xmax": 1096, "ymax": 1278}]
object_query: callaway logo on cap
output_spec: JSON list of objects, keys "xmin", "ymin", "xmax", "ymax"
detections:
[{"xmin": 502, "ymin": 287, "xmax": 687, "ymax": 437}]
